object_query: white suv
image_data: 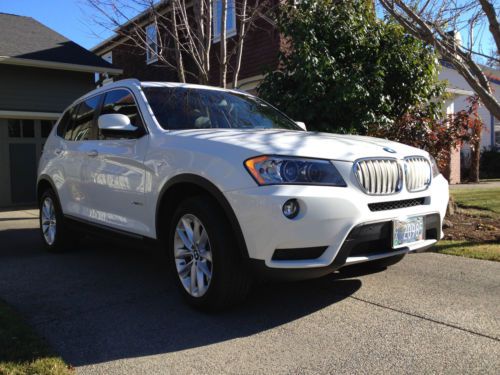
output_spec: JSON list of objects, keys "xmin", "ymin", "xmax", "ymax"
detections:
[{"xmin": 38, "ymin": 79, "xmax": 449, "ymax": 310}]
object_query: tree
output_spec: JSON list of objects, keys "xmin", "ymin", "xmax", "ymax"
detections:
[
  {"xmin": 378, "ymin": 0, "xmax": 500, "ymax": 121},
  {"xmin": 85, "ymin": 0, "xmax": 271, "ymax": 87},
  {"xmin": 368, "ymin": 96, "xmax": 483, "ymax": 181},
  {"xmin": 258, "ymin": 0, "xmax": 445, "ymax": 134}
]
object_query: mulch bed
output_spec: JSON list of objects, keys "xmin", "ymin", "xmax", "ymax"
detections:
[{"xmin": 443, "ymin": 211, "xmax": 500, "ymax": 242}]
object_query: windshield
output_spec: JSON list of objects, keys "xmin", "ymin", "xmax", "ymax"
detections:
[{"xmin": 143, "ymin": 86, "xmax": 302, "ymax": 131}]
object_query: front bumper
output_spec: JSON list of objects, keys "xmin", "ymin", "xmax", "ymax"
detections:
[{"xmin": 224, "ymin": 170, "xmax": 449, "ymax": 272}]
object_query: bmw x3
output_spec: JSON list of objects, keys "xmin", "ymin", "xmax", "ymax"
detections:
[{"xmin": 37, "ymin": 79, "xmax": 449, "ymax": 310}]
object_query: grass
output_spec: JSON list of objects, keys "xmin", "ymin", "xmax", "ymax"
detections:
[
  {"xmin": 0, "ymin": 299, "xmax": 72, "ymax": 375},
  {"xmin": 431, "ymin": 187, "xmax": 500, "ymax": 262},
  {"xmin": 433, "ymin": 240, "xmax": 500, "ymax": 262},
  {"xmin": 450, "ymin": 188, "xmax": 500, "ymax": 215}
]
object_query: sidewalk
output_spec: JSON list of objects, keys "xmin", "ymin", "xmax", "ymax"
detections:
[{"xmin": 450, "ymin": 180, "xmax": 500, "ymax": 190}]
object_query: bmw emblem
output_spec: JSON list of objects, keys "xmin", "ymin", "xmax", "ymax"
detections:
[{"xmin": 383, "ymin": 147, "xmax": 396, "ymax": 154}]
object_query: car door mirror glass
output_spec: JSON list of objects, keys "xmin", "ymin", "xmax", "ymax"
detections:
[{"xmin": 98, "ymin": 113, "xmax": 137, "ymax": 132}]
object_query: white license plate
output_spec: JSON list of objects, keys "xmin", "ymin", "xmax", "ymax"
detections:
[{"xmin": 393, "ymin": 216, "xmax": 425, "ymax": 248}]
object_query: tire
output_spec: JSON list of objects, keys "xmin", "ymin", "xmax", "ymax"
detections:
[
  {"xmin": 364, "ymin": 254, "xmax": 406, "ymax": 269},
  {"xmin": 167, "ymin": 195, "xmax": 252, "ymax": 311},
  {"xmin": 39, "ymin": 189, "xmax": 78, "ymax": 253}
]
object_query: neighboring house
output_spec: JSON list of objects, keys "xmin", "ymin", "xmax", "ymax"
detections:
[
  {"xmin": 0, "ymin": 12, "xmax": 122, "ymax": 207},
  {"xmin": 91, "ymin": 0, "xmax": 281, "ymax": 92},
  {"xmin": 439, "ymin": 61, "xmax": 500, "ymax": 183}
]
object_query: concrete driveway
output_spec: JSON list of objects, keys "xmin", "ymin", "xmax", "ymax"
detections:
[{"xmin": 0, "ymin": 208, "xmax": 499, "ymax": 374}]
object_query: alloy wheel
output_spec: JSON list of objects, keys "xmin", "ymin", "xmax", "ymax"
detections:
[
  {"xmin": 41, "ymin": 197, "xmax": 57, "ymax": 245},
  {"xmin": 174, "ymin": 214, "xmax": 213, "ymax": 297}
]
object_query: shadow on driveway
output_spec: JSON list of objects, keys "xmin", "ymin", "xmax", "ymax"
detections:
[{"xmin": 0, "ymin": 225, "xmax": 365, "ymax": 367}]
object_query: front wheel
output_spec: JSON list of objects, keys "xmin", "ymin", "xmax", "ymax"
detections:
[{"xmin": 168, "ymin": 196, "xmax": 251, "ymax": 311}]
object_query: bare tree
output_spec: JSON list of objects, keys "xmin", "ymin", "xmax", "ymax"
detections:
[
  {"xmin": 85, "ymin": 0, "xmax": 272, "ymax": 87},
  {"xmin": 220, "ymin": 0, "xmax": 228, "ymax": 87},
  {"xmin": 378, "ymin": 0, "xmax": 500, "ymax": 121}
]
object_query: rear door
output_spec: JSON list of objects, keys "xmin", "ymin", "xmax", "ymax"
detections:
[
  {"xmin": 53, "ymin": 95, "xmax": 102, "ymax": 217},
  {"xmin": 81, "ymin": 89, "xmax": 150, "ymax": 236}
]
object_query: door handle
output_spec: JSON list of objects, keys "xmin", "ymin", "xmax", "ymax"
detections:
[
  {"xmin": 54, "ymin": 148, "xmax": 63, "ymax": 155},
  {"xmin": 87, "ymin": 150, "xmax": 98, "ymax": 157}
]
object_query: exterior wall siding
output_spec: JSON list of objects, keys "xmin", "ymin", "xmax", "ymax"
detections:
[
  {"xmin": 0, "ymin": 64, "xmax": 96, "ymax": 113},
  {"xmin": 110, "ymin": 43, "xmax": 178, "ymax": 82},
  {"xmin": 209, "ymin": 16, "xmax": 280, "ymax": 86},
  {"xmin": 439, "ymin": 65, "xmax": 500, "ymax": 150},
  {"xmin": 96, "ymin": 0, "xmax": 281, "ymax": 89}
]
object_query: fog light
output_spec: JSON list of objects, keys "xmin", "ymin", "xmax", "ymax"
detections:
[{"xmin": 282, "ymin": 199, "xmax": 299, "ymax": 219}]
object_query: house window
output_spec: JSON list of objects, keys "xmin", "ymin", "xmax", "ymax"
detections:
[
  {"xmin": 145, "ymin": 23, "xmax": 158, "ymax": 64},
  {"xmin": 41, "ymin": 120, "xmax": 55, "ymax": 138},
  {"xmin": 213, "ymin": 0, "xmax": 236, "ymax": 43},
  {"xmin": 8, "ymin": 119, "xmax": 34, "ymax": 138}
]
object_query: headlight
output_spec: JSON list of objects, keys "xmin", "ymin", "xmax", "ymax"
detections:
[
  {"xmin": 244, "ymin": 156, "xmax": 347, "ymax": 186},
  {"xmin": 429, "ymin": 155, "xmax": 440, "ymax": 177}
]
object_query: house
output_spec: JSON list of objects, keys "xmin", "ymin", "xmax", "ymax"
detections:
[
  {"xmin": 439, "ymin": 61, "xmax": 500, "ymax": 183},
  {"xmin": 91, "ymin": 0, "xmax": 281, "ymax": 93},
  {"xmin": 0, "ymin": 12, "xmax": 122, "ymax": 207},
  {"xmin": 92, "ymin": 1, "xmax": 499, "ymax": 183}
]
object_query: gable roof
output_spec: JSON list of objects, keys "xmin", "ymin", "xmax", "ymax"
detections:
[{"xmin": 0, "ymin": 12, "xmax": 122, "ymax": 74}]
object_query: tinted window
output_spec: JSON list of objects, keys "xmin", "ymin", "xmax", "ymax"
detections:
[
  {"xmin": 100, "ymin": 89, "xmax": 143, "ymax": 139},
  {"xmin": 56, "ymin": 108, "xmax": 74, "ymax": 138},
  {"xmin": 143, "ymin": 87, "xmax": 301, "ymax": 131},
  {"xmin": 71, "ymin": 96, "xmax": 100, "ymax": 141}
]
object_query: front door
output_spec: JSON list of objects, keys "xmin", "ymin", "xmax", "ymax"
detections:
[{"xmin": 81, "ymin": 89, "xmax": 150, "ymax": 236}]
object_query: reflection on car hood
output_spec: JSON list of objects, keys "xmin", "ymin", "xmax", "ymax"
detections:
[{"xmin": 168, "ymin": 129, "xmax": 429, "ymax": 161}]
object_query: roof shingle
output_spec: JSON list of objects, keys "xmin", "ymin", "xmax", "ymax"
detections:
[{"xmin": 0, "ymin": 12, "xmax": 116, "ymax": 70}]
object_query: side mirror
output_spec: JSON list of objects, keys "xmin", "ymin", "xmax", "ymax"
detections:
[
  {"xmin": 296, "ymin": 121, "xmax": 307, "ymax": 131},
  {"xmin": 98, "ymin": 113, "xmax": 137, "ymax": 132}
]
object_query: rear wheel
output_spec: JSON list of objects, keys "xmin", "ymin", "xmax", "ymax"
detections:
[
  {"xmin": 168, "ymin": 196, "xmax": 251, "ymax": 311},
  {"xmin": 39, "ymin": 189, "xmax": 78, "ymax": 253}
]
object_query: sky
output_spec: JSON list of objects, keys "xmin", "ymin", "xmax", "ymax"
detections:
[
  {"xmin": 0, "ymin": 0, "xmax": 113, "ymax": 49},
  {"xmin": 0, "ymin": 0, "xmax": 496, "ymax": 61}
]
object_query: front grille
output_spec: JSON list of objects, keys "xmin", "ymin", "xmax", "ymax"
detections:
[
  {"xmin": 405, "ymin": 157, "xmax": 431, "ymax": 192},
  {"xmin": 354, "ymin": 158, "xmax": 402, "ymax": 195},
  {"xmin": 368, "ymin": 197, "xmax": 426, "ymax": 212}
]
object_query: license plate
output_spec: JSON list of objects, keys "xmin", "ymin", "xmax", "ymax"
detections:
[{"xmin": 393, "ymin": 216, "xmax": 425, "ymax": 248}]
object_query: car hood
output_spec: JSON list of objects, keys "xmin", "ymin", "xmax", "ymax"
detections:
[{"xmin": 168, "ymin": 129, "xmax": 429, "ymax": 162}]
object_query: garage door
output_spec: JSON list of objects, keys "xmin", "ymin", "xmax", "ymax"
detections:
[
  {"xmin": 0, "ymin": 118, "xmax": 55, "ymax": 207},
  {"xmin": 9, "ymin": 143, "xmax": 37, "ymax": 203}
]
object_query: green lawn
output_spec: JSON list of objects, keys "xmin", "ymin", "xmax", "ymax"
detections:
[
  {"xmin": 432, "ymin": 187, "xmax": 500, "ymax": 261},
  {"xmin": 450, "ymin": 188, "xmax": 500, "ymax": 215},
  {"xmin": 433, "ymin": 240, "xmax": 500, "ymax": 262},
  {"xmin": 0, "ymin": 299, "xmax": 72, "ymax": 375}
]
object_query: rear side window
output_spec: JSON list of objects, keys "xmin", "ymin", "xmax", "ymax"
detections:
[
  {"xmin": 56, "ymin": 107, "xmax": 74, "ymax": 139},
  {"xmin": 71, "ymin": 96, "xmax": 101, "ymax": 141},
  {"xmin": 101, "ymin": 89, "xmax": 143, "ymax": 128},
  {"xmin": 58, "ymin": 96, "xmax": 101, "ymax": 141}
]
